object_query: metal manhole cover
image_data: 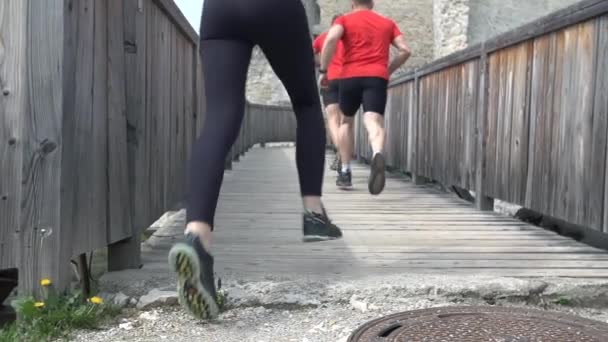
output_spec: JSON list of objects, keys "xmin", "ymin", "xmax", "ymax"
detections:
[{"xmin": 348, "ymin": 306, "xmax": 608, "ymax": 342}]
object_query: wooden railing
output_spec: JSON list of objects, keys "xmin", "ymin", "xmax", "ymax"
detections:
[
  {"xmin": 355, "ymin": 0, "xmax": 608, "ymax": 232},
  {"xmin": 226, "ymin": 103, "xmax": 296, "ymax": 169},
  {"xmin": 0, "ymin": 0, "xmax": 295, "ymax": 294}
]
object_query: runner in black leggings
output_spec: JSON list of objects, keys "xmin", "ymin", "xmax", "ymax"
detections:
[{"xmin": 168, "ymin": 0, "xmax": 343, "ymax": 320}]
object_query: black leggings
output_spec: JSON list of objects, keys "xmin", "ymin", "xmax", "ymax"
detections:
[{"xmin": 187, "ymin": 0, "xmax": 326, "ymax": 227}]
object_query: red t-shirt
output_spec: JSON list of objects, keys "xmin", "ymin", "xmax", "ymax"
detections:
[
  {"xmin": 334, "ymin": 10, "xmax": 402, "ymax": 80},
  {"xmin": 313, "ymin": 32, "xmax": 345, "ymax": 81}
]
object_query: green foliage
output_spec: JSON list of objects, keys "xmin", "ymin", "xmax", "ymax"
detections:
[
  {"xmin": 0, "ymin": 324, "xmax": 18, "ymax": 342},
  {"xmin": 216, "ymin": 289, "xmax": 229, "ymax": 311},
  {"xmin": 0, "ymin": 289, "xmax": 120, "ymax": 342},
  {"xmin": 554, "ymin": 297, "xmax": 572, "ymax": 306}
]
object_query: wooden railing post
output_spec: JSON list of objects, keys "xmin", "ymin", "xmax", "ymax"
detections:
[{"xmin": 475, "ymin": 46, "xmax": 494, "ymax": 211}]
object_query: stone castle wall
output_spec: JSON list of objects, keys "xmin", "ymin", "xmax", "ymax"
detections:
[{"xmin": 246, "ymin": 0, "xmax": 584, "ymax": 104}]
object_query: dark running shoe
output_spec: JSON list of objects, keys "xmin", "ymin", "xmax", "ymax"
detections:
[
  {"xmin": 329, "ymin": 154, "xmax": 340, "ymax": 171},
  {"xmin": 168, "ymin": 233, "xmax": 220, "ymax": 320},
  {"xmin": 336, "ymin": 170, "xmax": 352, "ymax": 189},
  {"xmin": 368, "ymin": 153, "xmax": 386, "ymax": 195},
  {"xmin": 302, "ymin": 209, "xmax": 343, "ymax": 242}
]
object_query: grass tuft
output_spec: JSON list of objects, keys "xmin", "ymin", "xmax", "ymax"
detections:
[{"xmin": 0, "ymin": 291, "xmax": 120, "ymax": 342}]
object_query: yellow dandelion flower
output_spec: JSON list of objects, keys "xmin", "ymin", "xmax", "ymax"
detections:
[
  {"xmin": 34, "ymin": 302, "xmax": 45, "ymax": 308},
  {"xmin": 40, "ymin": 279, "xmax": 52, "ymax": 286},
  {"xmin": 89, "ymin": 296, "xmax": 103, "ymax": 305}
]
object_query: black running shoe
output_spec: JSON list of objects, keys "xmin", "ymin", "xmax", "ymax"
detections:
[
  {"xmin": 168, "ymin": 233, "xmax": 220, "ymax": 320},
  {"xmin": 302, "ymin": 210, "xmax": 343, "ymax": 242},
  {"xmin": 369, "ymin": 153, "xmax": 386, "ymax": 195},
  {"xmin": 336, "ymin": 170, "xmax": 352, "ymax": 189},
  {"xmin": 329, "ymin": 154, "xmax": 340, "ymax": 171}
]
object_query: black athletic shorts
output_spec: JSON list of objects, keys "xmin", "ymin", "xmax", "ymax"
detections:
[
  {"xmin": 320, "ymin": 80, "xmax": 340, "ymax": 107},
  {"xmin": 339, "ymin": 77, "xmax": 388, "ymax": 117}
]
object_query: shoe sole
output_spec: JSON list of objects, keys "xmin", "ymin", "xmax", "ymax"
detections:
[
  {"xmin": 168, "ymin": 244, "xmax": 220, "ymax": 320},
  {"xmin": 302, "ymin": 235, "xmax": 340, "ymax": 243},
  {"xmin": 369, "ymin": 154, "xmax": 386, "ymax": 195}
]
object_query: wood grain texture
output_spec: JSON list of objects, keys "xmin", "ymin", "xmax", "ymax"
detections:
[
  {"xmin": 592, "ymin": 15, "xmax": 608, "ymax": 232},
  {"xmin": 124, "ymin": 0, "xmax": 149, "ymax": 233},
  {"xmin": 4, "ymin": 0, "xmax": 608, "ymax": 294},
  {"xmin": 526, "ymin": 33, "xmax": 556, "ymax": 213},
  {"xmin": 141, "ymin": 147, "xmax": 608, "ymax": 280},
  {"xmin": 20, "ymin": 0, "xmax": 69, "ymax": 293},
  {"xmin": 62, "ymin": 0, "xmax": 108, "ymax": 257},
  {"xmin": 599, "ymin": 15, "xmax": 608, "ymax": 233},
  {"xmin": 106, "ymin": 0, "xmax": 140, "ymax": 270},
  {"xmin": 0, "ymin": 0, "xmax": 27, "ymax": 269},
  {"xmin": 107, "ymin": 0, "xmax": 133, "ymax": 244},
  {"xmin": 152, "ymin": 0, "xmax": 198, "ymax": 44},
  {"xmin": 391, "ymin": 0, "xmax": 608, "ymax": 86}
]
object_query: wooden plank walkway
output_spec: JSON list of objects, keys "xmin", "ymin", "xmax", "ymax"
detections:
[{"xmin": 196, "ymin": 146, "xmax": 608, "ymax": 280}]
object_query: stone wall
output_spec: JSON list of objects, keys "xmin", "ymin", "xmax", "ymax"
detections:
[
  {"xmin": 245, "ymin": 0, "xmax": 320, "ymax": 105},
  {"xmin": 317, "ymin": 0, "xmax": 435, "ymax": 74},
  {"xmin": 247, "ymin": 0, "xmax": 435, "ymax": 104},
  {"xmin": 246, "ymin": 0, "xmax": 583, "ymax": 104},
  {"xmin": 467, "ymin": 0, "xmax": 582, "ymax": 45},
  {"xmin": 433, "ymin": 0, "xmax": 469, "ymax": 58}
]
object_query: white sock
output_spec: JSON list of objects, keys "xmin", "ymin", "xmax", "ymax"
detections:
[{"xmin": 341, "ymin": 164, "xmax": 351, "ymax": 173}]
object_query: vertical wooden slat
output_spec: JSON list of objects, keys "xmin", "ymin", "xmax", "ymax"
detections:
[
  {"xmin": 549, "ymin": 29, "xmax": 565, "ymax": 219},
  {"xmin": 484, "ymin": 53, "xmax": 498, "ymax": 198},
  {"xmin": 0, "ymin": 0, "xmax": 27, "ymax": 269},
  {"xmin": 476, "ymin": 50, "xmax": 494, "ymax": 210},
  {"xmin": 62, "ymin": 0, "xmax": 108, "ymax": 257},
  {"xmin": 169, "ymin": 26, "xmax": 177, "ymax": 202},
  {"xmin": 107, "ymin": 0, "xmax": 137, "ymax": 270},
  {"xmin": 500, "ymin": 48, "xmax": 515, "ymax": 201},
  {"xmin": 568, "ymin": 21, "xmax": 599, "ymax": 228},
  {"xmin": 597, "ymin": 16, "xmax": 608, "ymax": 232},
  {"xmin": 508, "ymin": 42, "xmax": 532, "ymax": 204},
  {"xmin": 409, "ymin": 79, "xmax": 417, "ymax": 176},
  {"xmin": 440, "ymin": 70, "xmax": 449, "ymax": 183},
  {"xmin": 526, "ymin": 34, "xmax": 554, "ymax": 212},
  {"xmin": 20, "ymin": 0, "xmax": 70, "ymax": 293},
  {"xmin": 556, "ymin": 25, "xmax": 577, "ymax": 219},
  {"xmin": 124, "ymin": 0, "xmax": 149, "ymax": 232},
  {"xmin": 453, "ymin": 66, "xmax": 463, "ymax": 188},
  {"xmin": 466, "ymin": 60, "xmax": 479, "ymax": 190},
  {"xmin": 183, "ymin": 42, "xmax": 193, "ymax": 198},
  {"xmin": 146, "ymin": 3, "xmax": 157, "ymax": 225}
]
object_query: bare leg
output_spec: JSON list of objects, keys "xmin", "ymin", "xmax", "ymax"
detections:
[
  {"xmin": 364, "ymin": 111, "xmax": 387, "ymax": 195},
  {"xmin": 185, "ymin": 222, "xmax": 213, "ymax": 251},
  {"xmin": 326, "ymin": 104, "xmax": 342, "ymax": 148},
  {"xmin": 303, "ymin": 196, "xmax": 323, "ymax": 214},
  {"xmin": 339, "ymin": 116, "xmax": 355, "ymax": 169},
  {"xmin": 363, "ymin": 111, "xmax": 385, "ymax": 155}
]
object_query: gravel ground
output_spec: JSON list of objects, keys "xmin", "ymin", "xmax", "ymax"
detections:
[{"xmin": 71, "ymin": 295, "xmax": 608, "ymax": 342}]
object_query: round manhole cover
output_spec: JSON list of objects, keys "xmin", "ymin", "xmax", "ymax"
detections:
[{"xmin": 348, "ymin": 306, "xmax": 608, "ymax": 342}]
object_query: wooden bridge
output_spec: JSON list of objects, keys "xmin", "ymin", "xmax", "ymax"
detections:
[{"xmin": 1, "ymin": 0, "xmax": 608, "ymax": 293}]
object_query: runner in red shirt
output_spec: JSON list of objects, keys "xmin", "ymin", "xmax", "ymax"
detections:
[
  {"xmin": 319, "ymin": 0, "xmax": 411, "ymax": 195},
  {"xmin": 313, "ymin": 15, "xmax": 345, "ymax": 173}
]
